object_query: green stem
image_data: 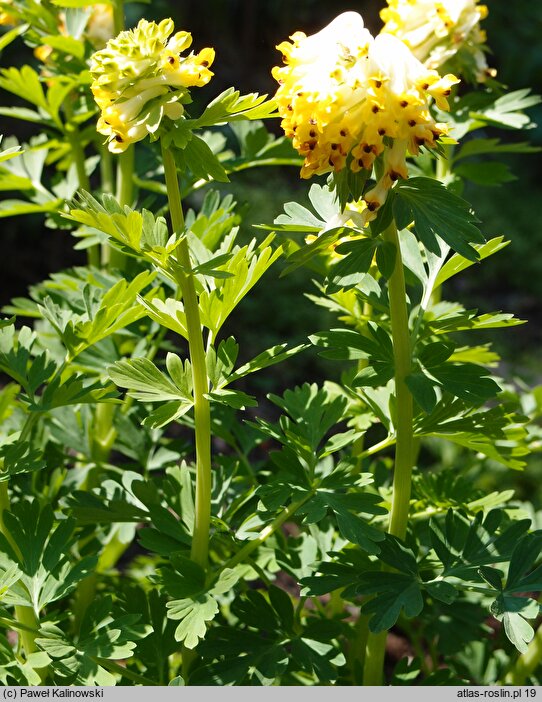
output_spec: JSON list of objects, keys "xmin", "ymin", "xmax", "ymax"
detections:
[
  {"xmin": 116, "ymin": 145, "xmax": 134, "ymax": 208},
  {"xmin": 363, "ymin": 220, "xmax": 414, "ymax": 686},
  {"xmin": 506, "ymin": 625, "xmax": 542, "ymax": 684},
  {"xmin": 106, "ymin": 146, "xmax": 134, "ymax": 269},
  {"xmin": 223, "ymin": 493, "xmax": 313, "ymax": 571},
  {"xmin": 363, "ymin": 631, "xmax": 387, "ymax": 686},
  {"xmin": 349, "ymin": 612, "xmax": 370, "ymax": 684},
  {"xmin": 112, "ymin": 0, "xmax": 124, "ymax": 35},
  {"xmin": 161, "ymin": 142, "xmax": 212, "ymax": 570},
  {"xmin": 383, "ymin": 221, "xmax": 414, "ymax": 539},
  {"xmin": 100, "ymin": 145, "xmax": 114, "ymax": 195},
  {"xmin": 352, "ymin": 300, "xmax": 373, "ymax": 465},
  {"xmin": 67, "ymin": 127, "xmax": 99, "ymax": 268},
  {"xmin": 0, "ymin": 482, "xmax": 41, "ymax": 661},
  {"xmin": 90, "ymin": 403, "xmax": 116, "ymax": 467}
]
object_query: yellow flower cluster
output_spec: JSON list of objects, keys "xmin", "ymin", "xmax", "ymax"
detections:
[
  {"xmin": 0, "ymin": 1, "xmax": 16, "ymax": 26},
  {"xmin": 381, "ymin": 0, "xmax": 493, "ymax": 82},
  {"xmin": 273, "ymin": 12, "xmax": 458, "ymax": 218},
  {"xmin": 90, "ymin": 18, "xmax": 214, "ymax": 153}
]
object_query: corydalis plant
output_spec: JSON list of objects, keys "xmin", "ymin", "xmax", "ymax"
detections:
[
  {"xmin": 90, "ymin": 18, "xmax": 215, "ymax": 152},
  {"xmin": 272, "ymin": 12, "xmax": 458, "ymax": 217},
  {"xmin": 271, "ymin": 6, "xmax": 534, "ymax": 687}
]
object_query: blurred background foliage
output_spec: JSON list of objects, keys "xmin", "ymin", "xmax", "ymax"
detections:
[{"xmin": 1, "ymin": 0, "xmax": 541, "ymax": 496}]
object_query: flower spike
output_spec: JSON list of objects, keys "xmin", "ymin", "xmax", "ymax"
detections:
[
  {"xmin": 272, "ymin": 12, "xmax": 459, "ymax": 220},
  {"xmin": 90, "ymin": 18, "xmax": 215, "ymax": 153}
]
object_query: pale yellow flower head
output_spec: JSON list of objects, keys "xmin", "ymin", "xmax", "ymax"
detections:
[
  {"xmin": 381, "ymin": 0, "xmax": 493, "ymax": 82},
  {"xmin": 273, "ymin": 12, "xmax": 458, "ymax": 220},
  {"xmin": 87, "ymin": 4, "xmax": 115, "ymax": 47},
  {"xmin": 90, "ymin": 18, "xmax": 215, "ymax": 153}
]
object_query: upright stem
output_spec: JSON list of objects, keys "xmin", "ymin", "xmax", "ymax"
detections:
[
  {"xmin": 105, "ymin": 146, "xmax": 134, "ymax": 269},
  {"xmin": 161, "ymin": 142, "xmax": 212, "ymax": 570},
  {"xmin": 0, "ymin": 482, "xmax": 41, "ymax": 660},
  {"xmin": 115, "ymin": 146, "xmax": 134, "ymax": 208},
  {"xmin": 385, "ymin": 222, "xmax": 414, "ymax": 540},
  {"xmin": 352, "ymin": 299, "xmax": 374, "ymax": 466},
  {"xmin": 100, "ymin": 145, "xmax": 114, "ymax": 196},
  {"xmin": 67, "ymin": 127, "xmax": 99, "ymax": 268},
  {"xmin": 102, "ymin": 0, "xmax": 128, "ymax": 272},
  {"xmin": 363, "ymin": 220, "xmax": 414, "ymax": 685},
  {"xmin": 112, "ymin": 0, "xmax": 124, "ymax": 35}
]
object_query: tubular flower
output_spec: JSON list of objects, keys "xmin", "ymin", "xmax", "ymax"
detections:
[
  {"xmin": 381, "ymin": 0, "xmax": 494, "ymax": 82},
  {"xmin": 90, "ymin": 18, "xmax": 214, "ymax": 153},
  {"xmin": 273, "ymin": 12, "xmax": 458, "ymax": 220}
]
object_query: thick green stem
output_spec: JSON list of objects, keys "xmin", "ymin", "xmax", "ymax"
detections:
[
  {"xmin": 0, "ymin": 482, "xmax": 41, "ymax": 660},
  {"xmin": 105, "ymin": 146, "xmax": 134, "ymax": 269},
  {"xmin": 506, "ymin": 624, "xmax": 542, "ymax": 684},
  {"xmin": 349, "ymin": 612, "xmax": 370, "ymax": 684},
  {"xmin": 383, "ymin": 222, "xmax": 414, "ymax": 539},
  {"xmin": 90, "ymin": 403, "xmax": 117, "ymax": 468},
  {"xmin": 162, "ymin": 142, "xmax": 212, "ymax": 570},
  {"xmin": 363, "ymin": 631, "xmax": 387, "ymax": 686},
  {"xmin": 100, "ymin": 145, "xmax": 114, "ymax": 196},
  {"xmin": 352, "ymin": 300, "xmax": 374, "ymax": 465},
  {"xmin": 115, "ymin": 146, "xmax": 134, "ymax": 208},
  {"xmin": 112, "ymin": 0, "xmax": 124, "ymax": 35},
  {"xmin": 363, "ymin": 220, "xmax": 414, "ymax": 686},
  {"xmin": 67, "ymin": 127, "xmax": 99, "ymax": 268}
]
